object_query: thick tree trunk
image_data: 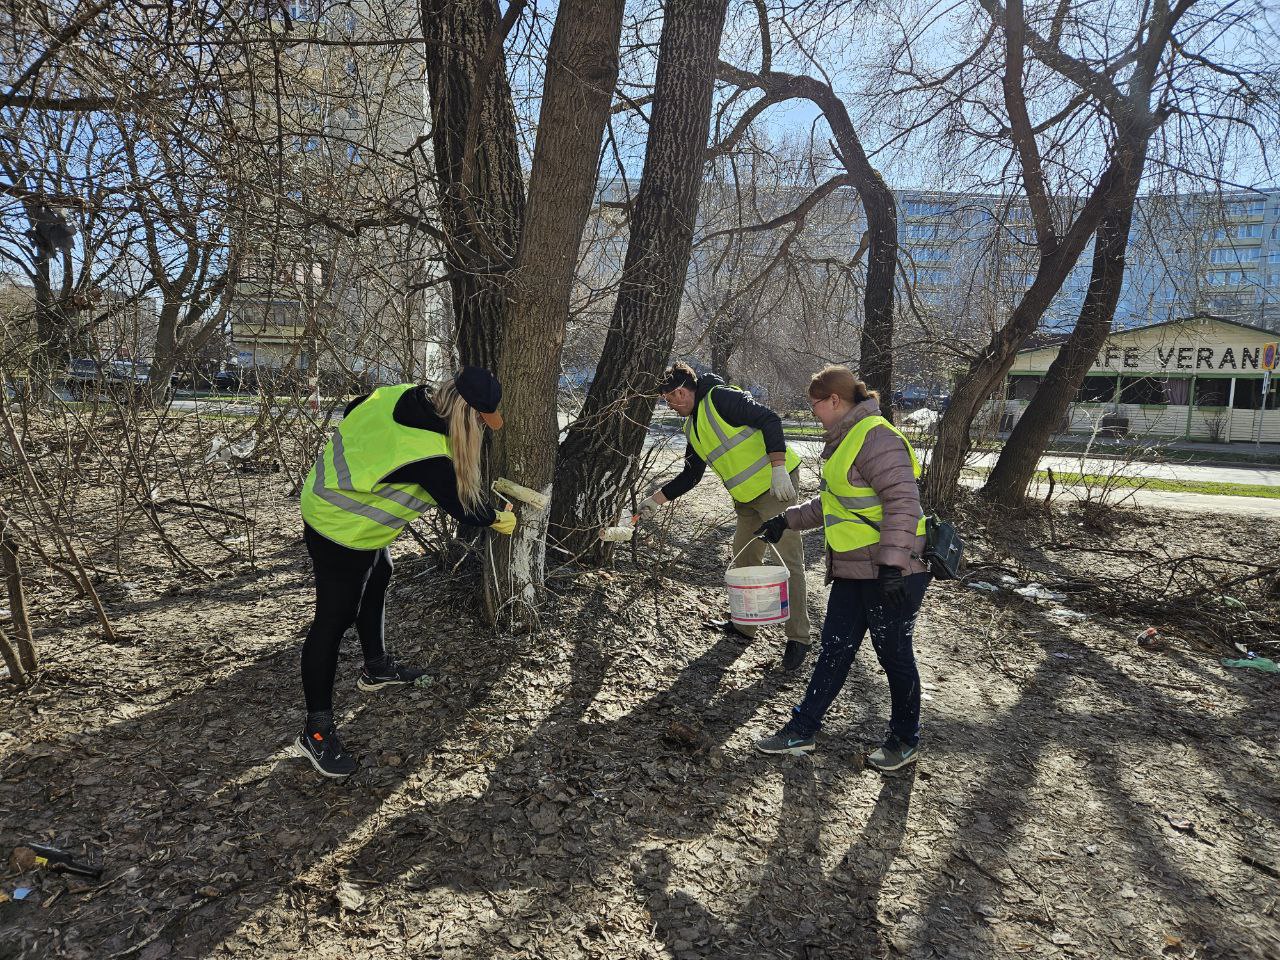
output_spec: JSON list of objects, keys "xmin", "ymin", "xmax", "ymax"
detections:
[
  {"xmin": 550, "ymin": 0, "xmax": 730, "ymax": 559},
  {"xmin": 983, "ymin": 163, "xmax": 1145, "ymax": 507},
  {"xmin": 422, "ymin": 0, "xmax": 526, "ymax": 371},
  {"xmin": 485, "ymin": 0, "xmax": 626, "ymax": 617},
  {"xmin": 31, "ymin": 253, "xmax": 71, "ymax": 384},
  {"xmin": 858, "ymin": 167, "xmax": 898, "ymax": 423},
  {"xmin": 148, "ymin": 302, "xmax": 181, "ymax": 404}
]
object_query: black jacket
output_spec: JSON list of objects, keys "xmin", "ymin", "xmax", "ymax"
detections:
[
  {"xmin": 340, "ymin": 387, "xmax": 497, "ymax": 528},
  {"xmin": 660, "ymin": 374, "xmax": 787, "ymax": 501}
]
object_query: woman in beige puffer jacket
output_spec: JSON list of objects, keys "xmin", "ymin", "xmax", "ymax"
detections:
[{"xmin": 752, "ymin": 365, "xmax": 931, "ymax": 772}]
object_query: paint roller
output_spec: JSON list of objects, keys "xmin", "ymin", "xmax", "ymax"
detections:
[
  {"xmin": 491, "ymin": 477, "xmax": 550, "ymax": 512},
  {"xmin": 599, "ymin": 514, "xmax": 640, "ymax": 543}
]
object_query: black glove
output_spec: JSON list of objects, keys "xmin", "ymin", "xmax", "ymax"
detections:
[
  {"xmin": 877, "ymin": 565, "xmax": 907, "ymax": 611},
  {"xmin": 754, "ymin": 514, "xmax": 789, "ymax": 544}
]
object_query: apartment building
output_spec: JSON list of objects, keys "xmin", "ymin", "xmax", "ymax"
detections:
[{"xmin": 894, "ymin": 188, "xmax": 1280, "ymax": 332}]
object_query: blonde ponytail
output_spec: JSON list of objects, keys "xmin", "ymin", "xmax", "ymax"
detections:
[{"xmin": 431, "ymin": 379, "xmax": 485, "ymax": 511}]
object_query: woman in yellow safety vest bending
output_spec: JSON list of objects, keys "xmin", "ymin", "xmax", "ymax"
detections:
[
  {"xmin": 753, "ymin": 365, "xmax": 930, "ymax": 772},
  {"xmin": 292, "ymin": 368, "xmax": 516, "ymax": 778}
]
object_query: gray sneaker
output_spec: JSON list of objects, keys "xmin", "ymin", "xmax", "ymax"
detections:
[
  {"xmin": 866, "ymin": 736, "xmax": 918, "ymax": 772},
  {"xmin": 755, "ymin": 727, "xmax": 816, "ymax": 756}
]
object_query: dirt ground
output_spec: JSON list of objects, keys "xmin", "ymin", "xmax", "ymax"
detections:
[{"xmin": 2, "ymin": 467, "xmax": 1279, "ymax": 960}]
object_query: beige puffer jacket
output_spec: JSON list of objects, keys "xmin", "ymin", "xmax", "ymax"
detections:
[{"xmin": 784, "ymin": 399, "xmax": 927, "ymax": 582}]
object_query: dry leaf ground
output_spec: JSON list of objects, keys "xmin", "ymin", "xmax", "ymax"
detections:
[{"xmin": 2, "ymin": 473, "xmax": 1278, "ymax": 960}]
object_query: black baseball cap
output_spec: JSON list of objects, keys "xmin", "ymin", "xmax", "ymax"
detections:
[{"xmin": 456, "ymin": 366, "xmax": 503, "ymax": 429}]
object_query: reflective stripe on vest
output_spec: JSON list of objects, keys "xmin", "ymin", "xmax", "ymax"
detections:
[
  {"xmin": 681, "ymin": 386, "xmax": 801, "ymax": 503},
  {"xmin": 300, "ymin": 384, "xmax": 449, "ymax": 549},
  {"xmin": 821, "ymin": 415, "xmax": 926, "ymax": 553}
]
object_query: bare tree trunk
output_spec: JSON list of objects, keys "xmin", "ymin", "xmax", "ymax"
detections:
[
  {"xmin": 149, "ymin": 302, "xmax": 180, "ymax": 403},
  {"xmin": 925, "ymin": 0, "xmax": 1179, "ymax": 507},
  {"xmin": 922, "ymin": 140, "xmax": 1148, "ymax": 507},
  {"xmin": 421, "ymin": 0, "xmax": 526, "ymax": 371},
  {"xmin": 1, "ymin": 533, "xmax": 36, "ymax": 676},
  {"xmin": 983, "ymin": 168, "xmax": 1144, "ymax": 506},
  {"xmin": 715, "ymin": 62, "xmax": 899, "ymax": 420},
  {"xmin": 486, "ymin": 0, "xmax": 626, "ymax": 618},
  {"xmin": 550, "ymin": 0, "xmax": 730, "ymax": 558},
  {"xmin": 709, "ymin": 314, "xmax": 736, "ymax": 381},
  {"xmin": 31, "ymin": 251, "xmax": 72, "ymax": 385},
  {"xmin": 0, "ymin": 624, "xmax": 24, "ymax": 687}
]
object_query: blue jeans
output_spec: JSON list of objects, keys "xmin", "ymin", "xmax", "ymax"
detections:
[{"xmin": 790, "ymin": 573, "xmax": 930, "ymax": 745}]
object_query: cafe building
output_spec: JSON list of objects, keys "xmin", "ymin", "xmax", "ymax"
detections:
[{"xmin": 999, "ymin": 315, "xmax": 1279, "ymax": 443}]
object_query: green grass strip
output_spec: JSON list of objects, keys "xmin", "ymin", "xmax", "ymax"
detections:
[{"xmin": 1027, "ymin": 471, "xmax": 1280, "ymax": 499}]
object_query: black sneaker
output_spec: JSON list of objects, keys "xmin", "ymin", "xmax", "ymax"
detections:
[
  {"xmin": 754, "ymin": 725, "xmax": 816, "ymax": 756},
  {"xmin": 866, "ymin": 735, "xmax": 919, "ymax": 772},
  {"xmin": 357, "ymin": 658, "xmax": 428, "ymax": 692},
  {"xmin": 290, "ymin": 727, "xmax": 357, "ymax": 778},
  {"xmin": 781, "ymin": 639, "xmax": 809, "ymax": 672}
]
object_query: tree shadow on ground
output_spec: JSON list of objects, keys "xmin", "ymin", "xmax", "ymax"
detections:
[
  {"xmin": 0, "ymin": 569, "xmax": 521, "ymax": 959},
  {"xmin": 908, "ymin": 626, "xmax": 1276, "ymax": 959},
  {"xmin": 637, "ymin": 765, "xmax": 915, "ymax": 959}
]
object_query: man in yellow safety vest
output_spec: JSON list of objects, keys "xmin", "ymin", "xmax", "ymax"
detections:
[{"xmin": 641, "ymin": 363, "xmax": 811, "ymax": 671}]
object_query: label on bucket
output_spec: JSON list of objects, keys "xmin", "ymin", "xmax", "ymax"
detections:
[{"xmin": 728, "ymin": 580, "xmax": 790, "ymax": 624}]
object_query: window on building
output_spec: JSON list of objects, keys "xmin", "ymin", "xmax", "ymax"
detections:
[
  {"xmin": 1075, "ymin": 376, "xmax": 1116, "ymax": 403},
  {"xmin": 1008, "ymin": 375, "xmax": 1041, "ymax": 400},
  {"xmin": 908, "ymin": 246, "xmax": 950, "ymax": 263},
  {"xmin": 1211, "ymin": 247, "xmax": 1261, "ymax": 263},
  {"xmin": 271, "ymin": 302, "xmax": 300, "ymax": 328},
  {"xmin": 1194, "ymin": 379, "xmax": 1231, "ymax": 407},
  {"xmin": 1226, "ymin": 199, "xmax": 1266, "ymax": 217},
  {"xmin": 903, "ymin": 223, "xmax": 940, "ymax": 240},
  {"xmin": 915, "ymin": 269, "xmax": 950, "ymax": 285},
  {"xmin": 1231, "ymin": 377, "xmax": 1280, "ymax": 410},
  {"xmin": 1237, "ymin": 223, "xmax": 1263, "ymax": 239},
  {"xmin": 903, "ymin": 200, "xmax": 951, "ymax": 217},
  {"xmin": 1120, "ymin": 376, "xmax": 1170, "ymax": 405}
]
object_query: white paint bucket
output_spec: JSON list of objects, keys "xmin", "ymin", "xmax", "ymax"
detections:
[{"xmin": 725, "ymin": 540, "xmax": 790, "ymax": 626}]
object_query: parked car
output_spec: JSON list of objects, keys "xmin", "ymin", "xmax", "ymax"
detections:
[
  {"xmin": 64, "ymin": 358, "xmax": 173, "ymax": 400},
  {"xmin": 214, "ymin": 366, "xmax": 254, "ymax": 393},
  {"xmin": 893, "ymin": 386, "xmax": 951, "ymax": 411},
  {"xmin": 65, "ymin": 358, "xmax": 107, "ymax": 398}
]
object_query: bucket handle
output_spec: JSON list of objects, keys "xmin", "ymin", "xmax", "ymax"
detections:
[{"xmin": 728, "ymin": 537, "xmax": 787, "ymax": 575}]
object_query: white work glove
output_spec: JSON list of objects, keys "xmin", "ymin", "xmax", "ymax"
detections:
[
  {"xmin": 637, "ymin": 494, "xmax": 664, "ymax": 522},
  {"xmin": 770, "ymin": 464, "xmax": 795, "ymax": 501}
]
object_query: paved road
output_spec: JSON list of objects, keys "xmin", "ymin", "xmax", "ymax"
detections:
[{"xmin": 783, "ymin": 438, "xmax": 1280, "ymax": 487}]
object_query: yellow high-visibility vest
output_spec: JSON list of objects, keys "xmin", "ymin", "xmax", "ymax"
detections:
[
  {"xmin": 682, "ymin": 386, "xmax": 800, "ymax": 503},
  {"xmin": 821, "ymin": 415, "xmax": 926, "ymax": 552},
  {"xmin": 301, "ymin": 384, "xmax": 449, "ymax": 549}
]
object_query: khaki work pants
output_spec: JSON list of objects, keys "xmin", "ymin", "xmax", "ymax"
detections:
[{"xmin": 729, "ymin": 468, "xmax": 810, "ymax": 645}]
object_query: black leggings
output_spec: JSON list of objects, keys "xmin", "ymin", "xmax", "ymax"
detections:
[{"xmin": 300, "ymin": 524, "xmax": 392, "ymax": 713}]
